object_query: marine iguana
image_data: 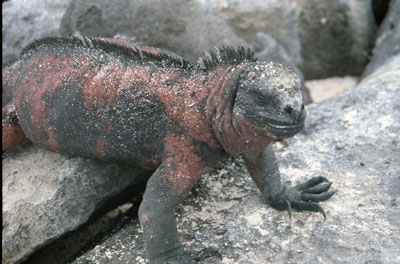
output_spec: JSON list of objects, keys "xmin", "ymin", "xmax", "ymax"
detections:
[{"xmin": 2, "ymin": 36, "xmax": 335, "ymax": 264}]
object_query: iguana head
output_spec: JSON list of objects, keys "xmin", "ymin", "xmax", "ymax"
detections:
[{"xmin": 233, "ymin": 62, "xmax": 305, "ymax": 139}]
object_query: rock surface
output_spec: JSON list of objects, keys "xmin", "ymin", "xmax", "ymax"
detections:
[
  {"xmin": 2, "ymin": 0, "xmax": 68, "ymax": 65},
  {"xmin": 362, "ymin": 0, "xmax": 400, "ymax": 79},
  {"xmin": 73, "ymin": 53, "xmax": 400, "ymax": 263},
  {"xmin": 59, "ymin": 0, "xmax": 248, "ymax": 62},
  {"xmin": 200, "ymin": 0, "xmax": 377, "ymax": 79},
  {"xmin": 305, "ymin": 76, "xmax": 357, "ymax": 103},
  {"xmin": 2, "ymin": 145, "xmax": 151, "ymax": 264},
  {"xmin": 3, "ymin": 0, "xmax": 376, "ymax": 79}
]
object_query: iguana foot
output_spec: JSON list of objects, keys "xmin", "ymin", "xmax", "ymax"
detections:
[
  {"xmin": 269, "ymin": 176, "xmax": 336, "ymax": 220},
  {"xmin": 153, "ymin": 247, "xmax": 222, "ymax": 264}
]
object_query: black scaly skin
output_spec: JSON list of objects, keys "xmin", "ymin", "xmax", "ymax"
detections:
[{"xmin": 2, "ymin": 36, "xmax": 336, "ymax": 264}]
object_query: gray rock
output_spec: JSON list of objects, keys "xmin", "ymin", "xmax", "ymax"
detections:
[
  {"xmin": 361, "ymin": 0, "xmax": 400, "ymax": 79},
  {"xmin": 59, "ymin": 0, "xmax": 248, "ymax": 62},
  {"xmin": 2, "ymin": 0, "xmax": 69, "ymax": 65},
  {"xmin": 2, "ymin": 145, "xmax": 151, "ymax": 264},
  {"xmin": 297, "ymin": 0, "xmax": 376, "ymax": 79},
  {"xmin": 200, "ymin": 0, "xmax": 303, "ymax": 67},
  {"xmin": 253, "ymin": 32, "xmax": 312, "ymax": 104},
  {"xmin": 200, "ymin": 0, "xmax": 377, "ymax": 79},
  {"xmin": 73, "ymin": 54, "xmax": 400, "ymax": 263}
]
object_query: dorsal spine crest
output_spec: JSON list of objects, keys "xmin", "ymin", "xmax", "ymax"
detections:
[
  {"xmin": 21, "ymin": 36, "xmax": 192, "ymax": 69},
  {"xmin": 197, "ymin": 46, "xmax": 256, "ymax": 70}
]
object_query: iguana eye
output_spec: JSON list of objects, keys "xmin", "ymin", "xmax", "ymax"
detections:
[
  {"xmin": 249, "ymin": 90, "xmax": 265, "ymax": 104},
  {"xmin": 256, "ymin": 94, "xmax": 264, "ymax": 102}
]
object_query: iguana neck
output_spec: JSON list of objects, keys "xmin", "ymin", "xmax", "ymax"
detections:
[{"xmin": 206, "ymin": 64, "xmax": 274, "ymax": 157}]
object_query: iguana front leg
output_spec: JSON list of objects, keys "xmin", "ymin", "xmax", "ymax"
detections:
[
  {"xmin": 243, "ymin": 144, "xmax": 336, "ymax": 219},
  {"xmin": 138, "ymin": 136, "xmax": 221, "ymax": 264}
]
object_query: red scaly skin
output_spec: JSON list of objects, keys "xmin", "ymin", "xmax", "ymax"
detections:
[{"xmin": 2, "ymin": 36, "xmax": 336, "ymax": 264}]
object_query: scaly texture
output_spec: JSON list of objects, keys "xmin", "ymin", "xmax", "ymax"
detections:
[{"xmin": 2, "ymin": 36, "xmax": 335, "ymax": 263}]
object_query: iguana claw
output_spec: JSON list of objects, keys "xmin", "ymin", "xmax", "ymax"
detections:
[
  {"xmin": 269, "ymin": 176, "xmax": 336, "ymax": 220},
  {"xmin": 158, "ymin": 247, "xmax": 222, "ymax": 264}
]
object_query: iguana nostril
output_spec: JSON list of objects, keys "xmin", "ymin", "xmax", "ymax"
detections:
[{"xmin": 284, "ymin": 105, "xmax": 293, "ymax": 114}]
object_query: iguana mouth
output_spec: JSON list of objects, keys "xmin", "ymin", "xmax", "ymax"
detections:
[{"xmin": 261, "ymin": 117, "xmax": 305, "ymax": 138}]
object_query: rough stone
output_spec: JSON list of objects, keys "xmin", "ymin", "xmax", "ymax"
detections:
[
  {"xmin": 59, "ymin": 0, "xmax": 248, "ymax": 62},
  {"xmin": 200, "ymin": 0, "xmax": 377, "ymax": 79},
  {"xmin": 253, "ymin": 32, "xmax": 312, "ymax": 104},
  {"xmin": 361, "ymin": 0, "xmax": 400, "ymax": 79},
  {"xmin": 2, "ymin": 0, "xmax": 69, "ymax": 65},
  {"xmin": 305, "ymin": 76, "xmax": 357, "ymax": 103},
  {"xmin": 2, "ymin": 145, "xmax": 151, "ymax": 264},
  {"xmin": 297, "ymin": 0, "xmax": 376, "ymax": 79},
  {"xmin": 72, "ymin": 54, "xmax": 400, "ymax": 264},
  {"xmin": 200, "ymin": 0, "xmax": 302, "ymax": 66}
]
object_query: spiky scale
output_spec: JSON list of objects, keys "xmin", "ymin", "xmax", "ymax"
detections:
[{"xmin": 2, "ymin": 36, "xmax": 334, "ymax": 264}]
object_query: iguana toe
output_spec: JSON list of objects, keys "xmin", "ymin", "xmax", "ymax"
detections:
[
  {"xmin": 302, "ymin": 182, "xmax": 332, "ymax": 194},
  {"xmin": 270, "ymin": 177, "xmax": 336, "ymax": 220},
  {"xmin": 157, "ymin": 247, "xmax": 222, "ymax": 264},
  {"xmin": 295, "ymin": 176, "xmax": 329, "ymax": 190},
  {"xmin": 290, "ymin": 200, "xmax": 327, "ymax": 220}
]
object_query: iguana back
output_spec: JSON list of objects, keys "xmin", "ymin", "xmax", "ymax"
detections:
[{"xmin": 2, "ymin": 36, "xmax": 228, "ymax": 168}]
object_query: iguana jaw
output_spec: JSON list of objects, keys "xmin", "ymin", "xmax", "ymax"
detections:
[
  {"xmin": 259, "ymin": 109, "xmax": 306, "ymax": 138},
  {"xmin": 262, "ymin": 120, "xmax": 304, "ymax": 139}
]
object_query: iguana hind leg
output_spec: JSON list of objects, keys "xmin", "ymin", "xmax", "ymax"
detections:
[{"xmin": 2, "ymin": 104, "xmax": 29, "ymax": 151}]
